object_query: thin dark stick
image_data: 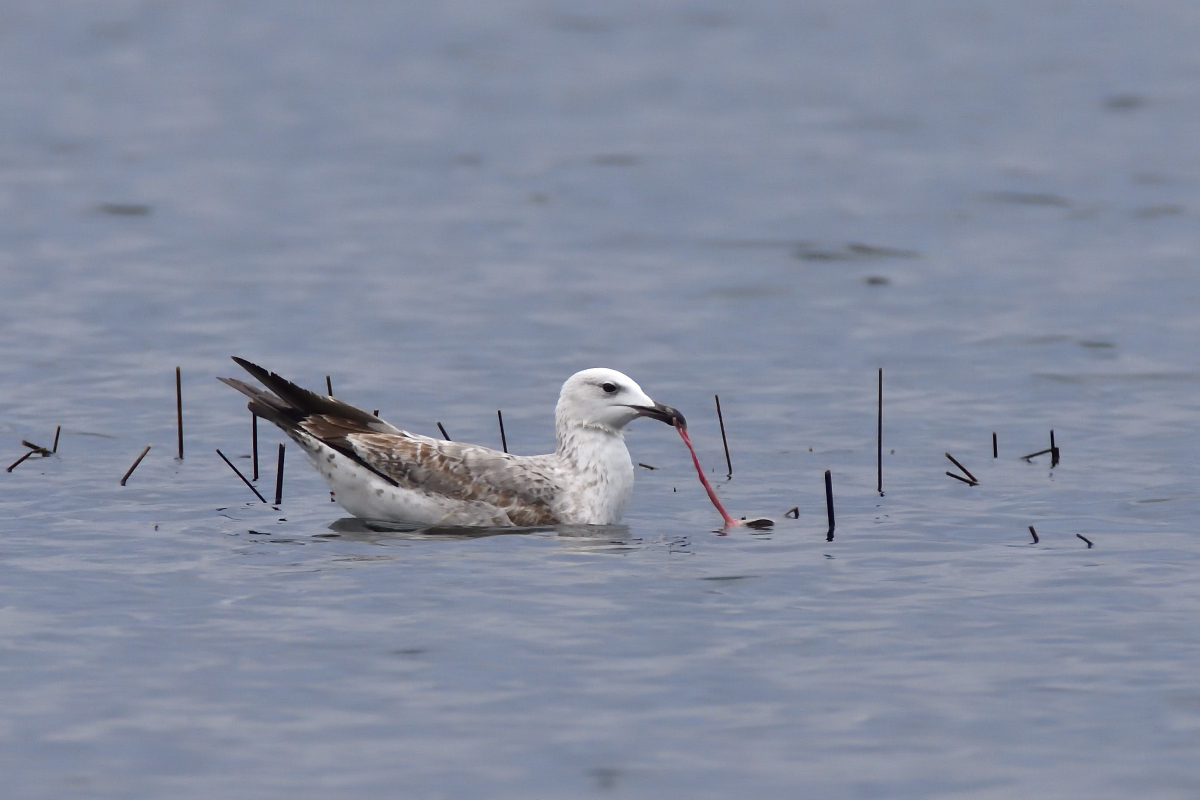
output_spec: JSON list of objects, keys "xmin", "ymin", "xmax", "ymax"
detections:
[
  {"xmin": 5, "ymin": 450, "xmax": 35, "ymax": 473},
  {"xmin": 714, "ymin": 395, "xmax": 732, "ymax": 478},
  {"xmin": 274, "ymin": 443, "xmax": 285, "ymax": 505},
  {"xmin": 251, "ymin": 413, "xmax": 259, "ymax": 482},
  {"xmin": 175, "ymin": 366, "xmax": 184, "ymax": 460},
  {"xmin": 637, "ymin": 462, "xmax": 657, "ymax": 470},
  {"xmin": 877, "ymin": 367, "xmax": 883, "ymax": 494},
  {"xmin": 53, "ymin": 427, "xmax": 62, "ymax": 453},
  {"xmin": 120, "ymin": 445, "xmax": 152, "ymax": 486},
  {"xmin": 1077, "ymin": 533, "xmax": 1093, "ymax": 548},
  {"xmin": 785, "ymin": 506, "xmax": 799, "ymax": 519},
  {"xmin": 21, "ymin": 440, "xmax": 51, "ymax": 456},
  {"xmin": 1028, "ymin": 525, "xmax": 1039, "ymax": 544},
  {"xmin": 326, "ymin": 375, "xmax": 333, "ymax": 396},
  {"xmin": 945, "ymin": 453, "xmax": 978, "ymax": 484},
  {"xmin": 824, "ymin": 470, "xmax": 835, "ymax": 540},
  {"xmin": 1050, "ymin": 429, "xmax": 1059, "ymax": 468},
  {"xmin": 497, "ymin": 410, "xmax": 508, "ymax": 453},
  {"xmin": 437, "ymin": 422, "xmax": 451, "ymax": 441},
  {"xmin": 946, "ymin": 471, "xmax": 978, "ymax": 486},
  {"xmin": 1021, "ymin": 447, "xmax": 1053, "ymax": 461},
  {"xmin": 992, "ymin": 432, "xmax": 997, "ymax": 459},
  {"xmin": 216, "ymin": 449, "xmax": 267, "ymax": 503}
]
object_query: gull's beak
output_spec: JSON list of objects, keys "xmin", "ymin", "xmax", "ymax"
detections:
[{"xmin": 628, "ymin": 401, "xmax": 686, "ymax": 429}]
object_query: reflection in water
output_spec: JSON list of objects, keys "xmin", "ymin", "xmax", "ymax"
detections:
[
  {"xmin": 320, "ymin": 517, "xmax": 637, "ymax": 550},
  {"xmin": 321, "ymin": 517, "xmax": 536, "ymax": 542}
]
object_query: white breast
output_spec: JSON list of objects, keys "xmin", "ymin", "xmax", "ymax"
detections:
[{"xmin": 551, "ymin": 427, "xmax": 636, "ymax": 524}]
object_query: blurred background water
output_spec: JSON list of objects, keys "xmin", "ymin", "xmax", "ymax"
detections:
[{"xmin": 1, "ymin": 1, "xmax": 1199, "ymax": 797}]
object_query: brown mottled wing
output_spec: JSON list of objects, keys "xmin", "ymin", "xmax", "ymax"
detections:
[
  {"xmin": 343, "ymin": 432, "xmax": 562, "ymax": 526},
  {"xmin": 220, "ymin": 357, "xmax": 560, "ymax": 524}
]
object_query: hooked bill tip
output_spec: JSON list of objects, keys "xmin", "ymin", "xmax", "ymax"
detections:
[{"xmin": 632, "ymin": 401, "xmax": 684, "ymax": 428}]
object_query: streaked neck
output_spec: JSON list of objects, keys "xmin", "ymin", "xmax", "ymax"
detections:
[{"xmin": 556, "ymin": 421, "xmax": 624, "ymax": 463}]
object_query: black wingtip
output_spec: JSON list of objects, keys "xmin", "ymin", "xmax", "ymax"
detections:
[
  {"xmin": 231, "ymin": 356, "xmax": 270, "ymax": 382},
  {"xmin": 228, "ymin": 356, "xmax": 388, "ymax": 432}
]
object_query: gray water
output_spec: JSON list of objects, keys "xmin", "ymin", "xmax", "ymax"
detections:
[{"xmin": 2, "ymin": 1, "xmax": 1199, "ymax": 797}]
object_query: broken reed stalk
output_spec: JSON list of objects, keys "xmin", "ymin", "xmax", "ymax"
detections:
[
  {"xmin": 274, "ymin": 443, "xmax": 285, "ymax": 505},
  {"xmin": 877, "ymin": 367, "xmax": 883, "ymax": 494},
  {"xmin": 21, "ymin": 440, "xmax": 51, "ymax": 456},
  {"xmin": 216, "ymin": 449, "xmax": 267, "ymax": 503},
  {"xmin": 373, "ymin": 409, "xmax": 379, "ymax": 417},
  {"xmin": 1021, "ymin": 447, "xmax": 1053, "ymax": 461},
  {"xmin": 1077, "ymin": 533, "xmax": 1093, "ymax": 549},
  {"xmin": 497, "ymin": 410, "xmax": 508, "ymax": 453},
  {"xmin": 437, "ymin": 422, "xmax": 451, "ymax": 441},
  {"xmin": 175, "ymin": 366, "xmax": 184, "ymax": 460},
  {"xmin": 824, "ymin": 469, "xmax": 835, "ymax": 540},
  {"xmin": 326, "ymin": 375, "xmax": 333, "ymax": 396},
  {"xmin": 5, "ymin": 450, "xmax": 35, "ymax": 473},
  {"xmin": 992, "ymin": 432, "xmax": 998, "ymax": 459},
  {"xmin": 1050, "ymin": 429, "xmax": 1060, "ymax": 468},
  {"xmin": 946, "ymin": 471, "xmax": 977, "ymax": 486},
  {"xmin": 120, "ymin": 445, "xmax": 152, "ymax": 486},
  {"xmin": 1028, "ymin": 525, "xmax": 1039, "ymax": 544},
  {"xmin": 251, "ymin": 413, "xmax": 259, "ymax": 482},
  {"xmin": 785, "ymin": 506, "xmax": 799, "ymax": 519},
  {"xmin": 637, "ymin": 462, "xmax": 657, "ymax": 470},
  {"xmin": 714, "ymin": 395, "xmax": 732, "ymax": 478},
  {"xmin": 52, "ymin": 426, "xmax": 61, "ymax": 453},
  {"xmin": 945, "ymin": 452, "xmax": 977, "ymax": 484}
]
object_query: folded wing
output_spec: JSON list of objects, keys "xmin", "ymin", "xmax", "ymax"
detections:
[{"xmin": 220, "ymin": 357, "xmax": 562, "ymax": 524}]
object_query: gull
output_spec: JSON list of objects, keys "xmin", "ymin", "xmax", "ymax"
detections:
[{"xmin": 219, "ymin": 357, "xmax": 684, "ymax": 526}]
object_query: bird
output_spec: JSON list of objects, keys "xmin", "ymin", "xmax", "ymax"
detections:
[{"xmin": 219, "ymin": 357, "xmax": 685, "ymax": 526}]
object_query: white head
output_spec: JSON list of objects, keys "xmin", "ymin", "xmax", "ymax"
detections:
[{"xmin": 555, "ymin": 368, "xmax": 684, "ymax": 436}]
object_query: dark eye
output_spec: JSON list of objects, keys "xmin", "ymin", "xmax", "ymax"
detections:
[{"xmin": 601, "ymin": 382, "xmax": 618, "ymax": 394}]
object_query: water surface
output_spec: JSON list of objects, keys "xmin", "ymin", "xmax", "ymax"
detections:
[{"xmin": 2, "ymin": 1, "xmax": 1199, "ymax": 797}]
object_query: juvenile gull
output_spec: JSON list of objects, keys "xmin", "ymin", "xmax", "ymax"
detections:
[{"xmin": 219, "ymin": 358, "xmax": 684, "ymax": 526}]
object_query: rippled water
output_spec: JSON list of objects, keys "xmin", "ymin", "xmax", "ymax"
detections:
[{"xmin": 2, "ymin": 1, "xmax": 1199, "ymax": 797}]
